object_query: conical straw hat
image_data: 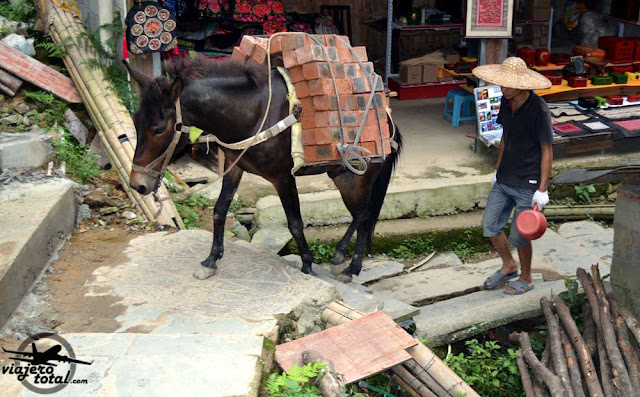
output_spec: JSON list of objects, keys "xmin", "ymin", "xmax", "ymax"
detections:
[{"xmin": 472, "ymin": 57, "xmax": 552, "ymax": 90}]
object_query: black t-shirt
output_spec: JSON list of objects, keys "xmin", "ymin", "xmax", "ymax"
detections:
[{"xmin": 496, "ymin": 92, "xmax": 553, "ymax": 190}]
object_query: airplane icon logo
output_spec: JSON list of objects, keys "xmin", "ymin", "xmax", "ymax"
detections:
[{"xmin": 3, "ymin": 343, "xmax": 92, "ymax": 366}]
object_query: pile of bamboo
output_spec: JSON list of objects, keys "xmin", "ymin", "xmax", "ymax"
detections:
[
  {"xmin": 321, "ymin": 301, "xmax": 480, "ymax": 397},
  {"xmin": 34, "ymin": 0, "xmax": 183, "ymax": 228},
  {"xmin": 511, "ymin": 264, "xmax": 640, "ymax": 397}
]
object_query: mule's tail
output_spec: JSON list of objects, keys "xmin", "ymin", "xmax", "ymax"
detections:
[{"xmin": 364, "ymin": 124, "xmax": 403, "ymax": 249}]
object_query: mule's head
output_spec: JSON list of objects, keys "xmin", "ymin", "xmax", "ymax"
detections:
[{"xmin": 124, "ymin": 61, "xmax": 183, "ymax": 195}]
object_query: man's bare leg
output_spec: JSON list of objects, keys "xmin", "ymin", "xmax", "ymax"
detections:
[
  {"xmin": 505, "ymin": 242, "xmax": 533, "ymax": 293},
  {"xmin": 485, "ymin": 232, "xmax": 519, "ymax": 287}
]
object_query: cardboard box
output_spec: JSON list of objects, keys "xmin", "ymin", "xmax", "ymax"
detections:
[
  {"xmin": 400, "ymin": 64, "xmax": 422, "ymax": 84},
  {"xmin": 422, "ymin": 65, "xmax": 439, "ymax": 83},
  {"xmin": 444, "ymin": 51, "xmax": 460, "ymax": 63}
]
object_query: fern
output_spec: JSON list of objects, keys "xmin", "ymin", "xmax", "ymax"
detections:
[
  {"xmin": 35, "ymin": 39, "xmax": 68, "ymax": 59},
  {"xmin": 266, "ymin": 363, "xmax": 325, "ymax": 397}
]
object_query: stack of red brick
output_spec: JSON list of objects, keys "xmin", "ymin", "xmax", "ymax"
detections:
[{"xmin": 230, "ymin": 34, "xmax": 391, "ymax": 164}]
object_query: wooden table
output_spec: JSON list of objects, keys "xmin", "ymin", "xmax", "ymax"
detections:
[{"xmin": 536, "ymin": 79, "xmax": 640, "ymax": 101}]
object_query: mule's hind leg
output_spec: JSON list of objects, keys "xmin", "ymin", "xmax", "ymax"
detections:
[
  {"xmin": 194, "ymin": 165, "xmax": 244, "ymax": 280},
  {"xmin": 273, "ymin": 175, "xmax": 315, "ymax": 275}
]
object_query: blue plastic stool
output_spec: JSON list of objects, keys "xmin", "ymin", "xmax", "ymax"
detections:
[{"xmin": 442, "ymin": 89, "xmax": 476, "ymax": 127}]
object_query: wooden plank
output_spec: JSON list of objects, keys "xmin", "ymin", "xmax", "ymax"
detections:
[
  {"xmin": 0, "ymin": 42, "xmax": 81, "ymax": 103},
  {"xmin": 275, "ymin": 311, "xmax": 417, "ymax": 384},
  {"xmin": 566, "ymin": 138, "xmax": 615, "ymax": 155}
]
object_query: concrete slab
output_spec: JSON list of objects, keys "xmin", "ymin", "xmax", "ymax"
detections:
[
  {"xmin": 0, "ymin": 333, "xmax": 264, "ymax": 397},
  {"xmin": 85, "ymin": 230, "xmax": 338, "ymax": 338},
  {"xmin": 533, "ymin": 228, "xmax": 609, "ymax": 276},
  {"xmin": 415, "ymin": 280, "xmax": 567, "ymax": 347},
  {"xmin": 255, "ymin": 176, "xmax": 491, "ymax": 228},
  {"xmin": 0, "ymin": 179, "xmax": 76, "ymax": 328},
  {"xmin": 352, "ymin": 260, "xmax": 405, "ymax": 284},
  {"xmin": 557, "ymin": 221, "xmax": 614, "ymax": 264},
  {"xmin": 416, "ymin": 251, "xmax": 463, "ymax": 271},
  {"xmin": 0, "ymin": 132, "xmax": 50, "ymax": 171}
]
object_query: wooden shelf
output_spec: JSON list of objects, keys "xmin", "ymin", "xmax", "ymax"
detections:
[
  {"xmin": 602, "ymin": 15, "xmax": 640, "ymax": 28},
  {"xmin": 438, "ymin": 67, "xmax": 473, "ymax": 77},
  {"xmin": 536, "ymin": 79, "xmax": 640, "ymax": 96},
  {"xmin": 391, "ymin": 22, "xmax": 463, "ymax": 31}
]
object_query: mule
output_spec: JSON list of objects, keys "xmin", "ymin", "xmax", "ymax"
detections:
[{"xmin": 124, "ymin": 57, "xmax": 403, "ymax": 281}]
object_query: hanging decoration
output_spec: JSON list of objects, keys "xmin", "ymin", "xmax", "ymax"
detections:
[
  {"xmin": 234, "ymin": 0, "xmax": 286, "ymax": 33},
  {"xmin": 197, "ymin": 0, "xmax": 231, "ymax": 19},
  {"xmin": 464, "ymin": 0, "xmax": 515, "ymax": 38},
  {"xmin": 125, "ymin": 1, "xmax": 178, "ymax": 54}
]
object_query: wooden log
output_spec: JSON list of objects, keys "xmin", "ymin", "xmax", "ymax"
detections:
[
  {"xmin": 542, "ymin": 205, "xmax": 615, "ymax": 219},
  {"xmin": 0, "ymin": 68, "xmax": 22, "ymax": 95},
  {"xmin": 559, "ymin": 326, "xmax": 586, "ymax": 397},
  {"xmin": 403, "ymin": 360, "xmax": 449, "ymax": 397},
  {"xmin": 551, "ymin": 295, "xmax": 604, "ymax": 397},
  {"xmin": 516, "ymin": 349, "xmax": 537, "ymax": 397},
  {"xmin": 591, "ymin": 265, "xmax": 634, "ymax": 396},
  {"xmin": 391, "ymin": 374, "xmax": 422, "ymax": 397},
  {"xmin": 618, "ymin": 306, "xmax": 640, "ymax": 350},
  {"xmin": 597, "ymin": 332, "xmax": 614, "ymax": 397},
  {"xmin": 406, "ymin": 343, "xmax": 480, "ymax": 397},
  {"xmin": 301, "ymin": 350, "xmax": 344, "ymax": 397},
  {"xmin": 533, "ymin": 342, "xmax": 551, "ymax": 397},
  {"xmin": 541, "ymin": 297, "xmax": 574, "ymax": 397},
  {"xmin": 582, "ymin": 302, "xmax": 597, "ymax": 359},
  {"xmin": 577, "ymin": 268, "xmax": 602, "ymax": 331},
  {"xmin": 391, "ymin": 365, "xmax": 437, "ymax": 397},
  {"xmin": 607, "ymin": 293, "xmax": 640, "ymax": 390},
  {"xmin": 510, "ymin": 332, "xmax": 566, "ymax": 397}
]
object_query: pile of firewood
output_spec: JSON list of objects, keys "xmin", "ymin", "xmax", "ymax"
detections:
[{"xmin": 511, "ymin": 265, "xmax": 640, "ymax": 397}]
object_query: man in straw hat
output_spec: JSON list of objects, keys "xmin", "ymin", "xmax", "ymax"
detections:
[{"xmin": 472, "ymin": 57, "xmax": 553, "ymax": 295}]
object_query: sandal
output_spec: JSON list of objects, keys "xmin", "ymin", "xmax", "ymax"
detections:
[
  {"xmin": 483, "ymin": 270, "xmax": 518, "ymax": 290},
  {"xmin": 504, "ymin": 279, "xmax": 535, "ymax": 295}
]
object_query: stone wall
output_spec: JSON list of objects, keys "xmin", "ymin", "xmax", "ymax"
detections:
[{"xmin": 611, "ymin": 185, "xmax": 640, "ymax": 319}]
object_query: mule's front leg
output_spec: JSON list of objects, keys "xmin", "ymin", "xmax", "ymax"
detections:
[
  {"xmin": 335, "ymin": 222, "xmax": 369, "ymax": 283},
  {"xmin": 273, "ymin": 176, "xmax": 315, "ymax": 275},
  {"xmin": 194, "ymin": 166, "xmax": 243, "ymax": 280}
]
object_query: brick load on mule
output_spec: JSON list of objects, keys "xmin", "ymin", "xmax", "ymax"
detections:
[{"xmin": 230, "ymin": 34, "xmax": 391, "ymax": 165}]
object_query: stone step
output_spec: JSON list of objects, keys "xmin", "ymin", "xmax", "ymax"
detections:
[
  {"xmin": 370, "ymin": 252, "xmax": 562, "ymax": 306},
  {"xmin": 557, "ymin": 221, "xmax": 613, "ymax": 265},
  {"xmin": 256, "ymin": 176, "xmax": 491, "ymax": 227},
  {"xmin": 533, "ymin": 228, "xmax": 610, "ymax": 276},
  {"xmin": 0, "ymin": 179, "xmax": 76, "ymax": 328},
  {"xmin": 352, "ymin": 260, "xmax": 405, "ymax": 284},
  {"xmin": 414, "ymin": 280, "xmax": 567, "ymax": 347},
  {"xmin": 281, "ymin": 255, "xmax": 419, "ymax": 323},
  {"xmin": 0, "ymin": 131, "xmax": 50, "ymax": 171},
  {"xmin": 0, "ymin": 333, "xmax": 264, "ymax": 397}
]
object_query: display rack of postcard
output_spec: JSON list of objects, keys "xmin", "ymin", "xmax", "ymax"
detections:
[{"xmin": 474, "ymin": 85, "xmax": 503, "ymax": 146}]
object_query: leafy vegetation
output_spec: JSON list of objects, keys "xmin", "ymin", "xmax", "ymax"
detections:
[
  {"xmin": 35, "ymin": 39, "xmax": 68, "ymax": 59},
  {"xmin": 0, "ymin": 1, "xmax": 35, "ymax": 24},
  {"xmin": 25, "ymin": 90, "xmax": 69, "ymax": 127},
  {"xmin": 79, "ymin": 12, "xmax": 139, "ymax": 111},
  {"xmin": 51, "ymin": 132, "xmax": 100, "ymax": 183},
  {"xmin": 172, "ymin": 194, "xmax": 215, "ymax": 228},
  {"xmin": 444, "ymin": 339, "xmax": 523, "ymax": 397},
  {"xmin": 309, "ymin": 242, "xmax": 337, "ymax": 263},
  {"xmin": 266, "ymin": 362, "xmax": 326, "ymax": 397},
  {"xmin": 575, "ymin": 184, "xmax": 597, "ymax": 204},
  {"xmin": 389, "ymin": 235, "xmax": 435, "ymax": 259}
]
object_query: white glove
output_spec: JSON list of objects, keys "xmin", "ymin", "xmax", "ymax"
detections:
[
  {"xmin": 491, "ymin": 171, "xmax": 497, "ymax": 185},
  {"xmin": 531, "ymin": 190, "xmax": 549, "ymax": 210}
]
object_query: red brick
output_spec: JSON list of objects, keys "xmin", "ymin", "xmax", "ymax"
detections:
[
  {"xmin": 302, "ymin": 62, "xmax": 345, "ymax": 80},
  {"xmin": 300, "ymin": 109, "xmax": 315, "ymax": 129},
  {"xmin": 334, "ymin": 35, "xmax": 350, "ymax": 46},
  {"xmin": 295, "ymin": 45, "xmax": 325, "ymax": 65},
  {"xmin": 302, "ymin": 129, "xmax": 316, "ymax": 145},
  {"xmin": 358, "ymin": 125, "xmax": 390, "ymax": 142},
  {"xmin": 312, "ymin": 95, "xmax": 357, "ymax": 111},
  {"xmin": 352, "ymin": 46, "xmax": 368, "ymax": 62},
  {"xmin": 324, "ymin": 35, "xmax": 336, "ymax": 47},
  {"xmin": 355, "ymin": 93, "xmax": 387, "ymax": 110},
  {"xmin": 239, "ymin": 36, "xmax": 255, "ymax": 57},
  {"xmin": 352, "ymin": 76, "xmax": 384, "ymax": 94},
  {"xmin": 230, "ymin": 47, "xmax": 248, "ymax": 63},
  {"xmin": 344, "ymin": 62, "xmax": 375, "ymax": 78},
  {"xmin": 294, "ymin": 81, "xmax": 310, "ymax": 98},
  {"xmin": 283, "ymin": 50, "xmax": 298, "ymax": 68},
  {"xmin": 315, "ymin": 111, "xmax": 340, "ymax": 127},
  {"xmin": 304, "ymin": 144, "xmax": 339, "ymax": 163},
  {"xmin": 250, "ymin": 44, "xmax": 268, "ymax": 64},
  {"xmin": 313, "ymin": 128, "xmax": 333, "ymax": 145},
  {"xmin": 299, "ymin": 97, "xmax": 314, "ymax": 114},
  {"xmin": 268, "ymin": 36, "xmax": 283, "ymax": 54},
  {"xmin": 308, "ymin": 78, "xmax": 353, "ymax": 96},
  {"xmin": 288, "ymin": 65, "xmax": 305, "ymax": 83}
]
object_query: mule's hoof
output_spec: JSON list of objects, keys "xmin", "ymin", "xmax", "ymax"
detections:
[
  {"xmin": 330, "ymin": 262, "xmax": 349, "ymax": 276},
  {"xmin": 193, "ymin": 266, "xmax": 217, "ymax": 280},
  {"xmin": 301, "ymin": 264, "xmax": 316, "ymax": 276},
  {"xmin": 335, "ymin": 273, "xmax": 353, "ymax": 283},
  {"xmin": 330, "ymin": 254, "xmax": 346, "ymax": 266}
]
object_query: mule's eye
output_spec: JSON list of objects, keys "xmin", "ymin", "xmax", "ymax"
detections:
[{"xmin": 153, "ymin": 127, "xmax": 165, "ymax": 135}]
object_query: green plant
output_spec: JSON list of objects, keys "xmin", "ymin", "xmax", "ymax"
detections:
[
  {"xmin": 444, "ymin": 339, "xmax": 523, "ymax": 397},
  {"xmin": 575, "ymin": 184, "xmax": 596, "ymax": 204},
  {"xmin": 79, "ymin": 12, "xmax": 139, "ymax": 111},
  {"xmin": 51, "ymin": 132, "xmax": 100, "ymax": 183},
  {"xmin": 172, "ymin": 194, "xmax": 215, "ymax": 228},
  {"xmin": 309, "ymin": 242, "xmax": 336, "ymax": 263},
  {"xmin": 266, "ymin": 362, "xmax": 325, "ymax": 397},
  {"xmin": 389, "ymin": 235, "xmax": 435, "ymax": 259},
  {"xmin": 443, "ymin": 229, "xmax": 478, "ymax": 260},
  {"xmin": 529, "ymin": 331, "xmax": 548, "ymax": 357},
  {"xmin": 25, "ymin": 90, "xmax": 68, "ymax": 127},
  {"xmin": 35, "ymin": 38, "xmax": 68, "ymax": 59},
  {"xmin": 228, "ymin": 198, "xmax": 248, "ymax": 214},
  {"xmin": 0, "ymin": 1, "xmax": 35, "ymax": 23}
]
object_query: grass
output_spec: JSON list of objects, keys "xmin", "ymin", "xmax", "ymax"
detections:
[
  {"xmin": 51, "ymin": 132, "xmax": 100, "ymax": 183},
  {"xmin": 172, "ymin": 194, "xmax": 215, "ymax": 228}
]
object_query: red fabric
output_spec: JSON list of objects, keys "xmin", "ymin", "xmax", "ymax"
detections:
[{"xmin": 234, "ymin": 0, "xmax": 286, "ymax": 33}]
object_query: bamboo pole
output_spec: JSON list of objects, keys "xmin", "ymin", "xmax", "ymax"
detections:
[
  {"xmin": 39, "ymin": 3, "xmax": 182, "ymax": 227},
  {"xmin": 403, "ymin": 360, "xmax": 449, "ymax": 397},
  {"xmin": 321, "ymin": 301, "xmax": 365, "ymax": 327},
  {"xmin": 390, "ymin": 366, "xmax": 437, "ymax": 397},
  {"xmin": 391, "ymin": 374, "xmax": 422, "ymax": 397}
]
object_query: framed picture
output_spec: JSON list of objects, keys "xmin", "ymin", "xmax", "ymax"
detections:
[{"xmin": 465, "ymin": 0, "xmax": 515, "ymax": 38}]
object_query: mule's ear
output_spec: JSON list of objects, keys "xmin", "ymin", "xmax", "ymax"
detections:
[
  {"xmin": 170, "ymin": 77, "xmax": 184, "ymax": 102},
  {"xmin": 122, "ymin": 60, "xmax": 152, "ymax": 86}
]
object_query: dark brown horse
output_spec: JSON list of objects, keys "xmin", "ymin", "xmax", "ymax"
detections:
[{"xmin": 124, "ymin": 57, "xmax": 402, "ymax": 281}]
